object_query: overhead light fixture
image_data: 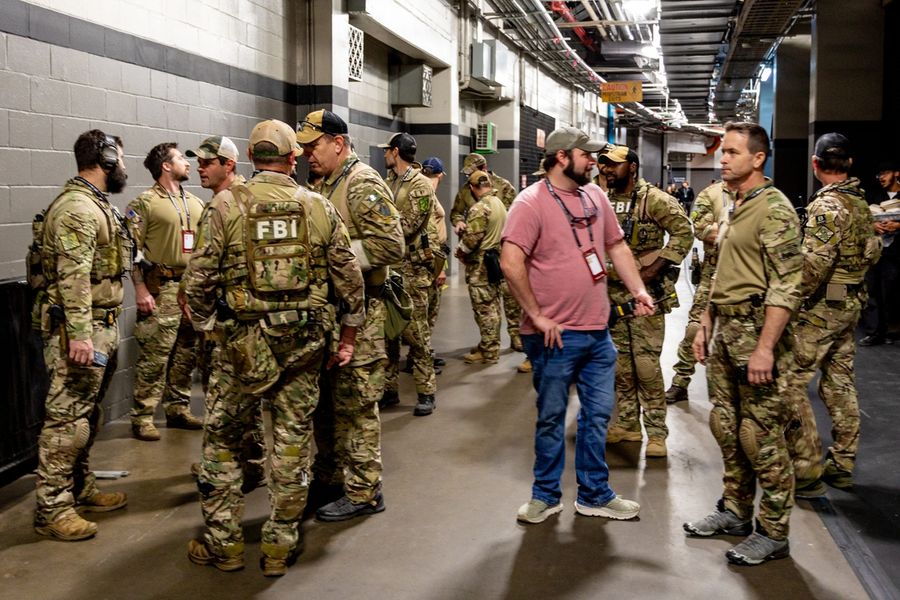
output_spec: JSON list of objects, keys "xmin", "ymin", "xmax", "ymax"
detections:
[
  {"xmin": 760, "ymin": 66, "xmax": 773, "ymax": 82},
  {"xmin": 622, "ymin": 0, "xmax": 656, "ymax": 19}
]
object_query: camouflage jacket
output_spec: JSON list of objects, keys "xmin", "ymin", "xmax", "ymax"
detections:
[
  {"xmin": 459, "ymin": 193, "xmax": 507, "ymax": 260},
  {"xmin": 691, "ymin": 181, "xmax": 729, "ymax": 266},
  {"xmin": 40, "ymin": 178, "xmax": 131, "ymax": 340},
  {"xmin": 182, "ymin": 170, "xmax": 365, "ymax": 330},
  {"xmin": 450, "ymin": 171, "xmax": 516, "ymax": 226},
  {"xmin": 386, "ymin": 163, "xmax": 436, "ymax": 256},
  {"xmin": 800, "ymin": 177, "xmax": 882, "ymax": 299},
  {"xmin": 711, "ymin": 180, "xmax": 803, "ymax": 311}
]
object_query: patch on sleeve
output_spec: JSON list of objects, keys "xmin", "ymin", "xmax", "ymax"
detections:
[
  {"xmin": 813, "ymin": 226, "xmax": 835, "ymax": 244},
  {"xmin": 365, "ymin": 193, "xmax": 393, "ymax": 218},
  {"xmin": 126, "ymin": 208, "xmax": 139, "ymax": 220},
  {"xmin": 418, "ymin": 195, "xmax": 430, "ymax": 213},
  {"xmin": 60, "ymin": 232, "xmax": 81, "ymax": 251}
]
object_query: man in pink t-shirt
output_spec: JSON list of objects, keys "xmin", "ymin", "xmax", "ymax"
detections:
[{"xmin": 501, "ymin": 126, "xmax": 654, "ymax": 525}]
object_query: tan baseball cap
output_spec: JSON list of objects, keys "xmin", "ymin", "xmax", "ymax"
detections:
[
  {"xmin": 185, "ymin": 136, "xmax": 239, "ymax": 161},
  {"xmin": 249, "ymin": 119, "xmax": 300, "ymax": 157},
  {"xmin": 468, "ymin": 171, "xmax": 491, "ymax": 187},
  {"xmin": 296, "ymin": 109, "xmax": 349, "ymax": 144},
  {"xmin": 597, "ymin": 145, "xmax": 639, "ymax": 164}
]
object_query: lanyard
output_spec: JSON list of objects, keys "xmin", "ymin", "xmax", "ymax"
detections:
[
  {"xmin": 324, "ymin": 158, "xmax": 360, "ymax": 200},
  {"xmin": 391, "ymin": 165, "xmax": 414, "ymax": 197},
  {"xmin": 544, "ymin": 179, "xmax": 598, "ymax": 248},
  {"xmin": 163, "ymin": 186, "xmax": 191, "ymax": 231},
  {"xmin": 75, "ymin": 176, "xmax": 107, "ymax": 202},
  {"xmin": 728, "ymin": 182, "xmax": 772, "ymax": 219}
]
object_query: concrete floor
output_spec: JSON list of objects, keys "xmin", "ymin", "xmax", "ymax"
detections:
[{"xmin": 0, "ymin": 275, "xmax": 871, "ymax": 600}]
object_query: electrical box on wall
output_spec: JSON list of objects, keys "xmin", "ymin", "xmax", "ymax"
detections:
[
  {"xmin": 391, "ymin": 64, "xmax": 433, "ymax": 107},
  {"xmin": 476, "ymin": 122, "xmax": 498, "ymax": 153},
  {"xmin": 471, "ymin": 40, "xmax": 511, "ymax": 87}
]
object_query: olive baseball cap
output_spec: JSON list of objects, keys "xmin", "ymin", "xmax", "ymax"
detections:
[
  {"xmin": 468, "ymin": 171, "xmax": 491, "ymax": 187},
  {"xmin": 296, "ymin": 109, "xmax": 349, "ymax": 144},
  {"xmin": 185, "ymin": 136, "xmax": 239, "ymax": 161},
  {"xmin": 545, "ymin": 127, "xmax": 607, "ymax": 155},
  {"xmin": 249, "ymin": 120, "xmax": 300, "ymax": 157},
  {"xmin": 461, "ymin": 152, "xmax": 487, "ymax": 176}
]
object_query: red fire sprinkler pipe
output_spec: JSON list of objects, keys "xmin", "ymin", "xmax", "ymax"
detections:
[{"xmin": 550, "ymin": 1, "xmax": 599, "ymax": 53}]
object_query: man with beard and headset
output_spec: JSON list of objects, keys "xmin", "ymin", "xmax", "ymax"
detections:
[
  {"xmin": 127, "ymin": 143, "xmax": 205, "ymax": 441},
  {"xmin": 32, "ymin": 129, "xmax": 132, "ymax": 541}
]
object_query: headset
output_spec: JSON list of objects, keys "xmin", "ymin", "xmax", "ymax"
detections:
[{"xmin": 98, "ymin": 134, "xmax": 120, "ymax": 171}]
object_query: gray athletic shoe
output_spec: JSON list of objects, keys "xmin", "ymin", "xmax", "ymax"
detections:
[
  {"xmin": 725, "ymin": 531, "xmax": 790, "ymax": 566},
  {"xmin": 683, "ymin": 501, "xmax": 752, "ymax": 537}
]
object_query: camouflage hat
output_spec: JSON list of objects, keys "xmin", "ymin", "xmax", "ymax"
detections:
[
  {"xmin": 249, "ymin": 119, "xmax": 299, "ymax": 157},
  {"xmin": 598, "ymin": 144, "xmax": 639, "ymax": 165},
  {"xmin": 467, "ymin": 171, "xmax": 491, "ymax": 187},
  {"xmin": 461, "ymin": 152, "xmax": 488, "ymax": 176},
  {"xmin": 296, "ymin": 109, "xmax": 348, "ymax": 144},
  {"xmin": 545, "ymin": 127, "xmax": 607, "ymax": 155},
  {"xmin": 185, "ymin": 136, "xmax": 239, "ymax": 161}
]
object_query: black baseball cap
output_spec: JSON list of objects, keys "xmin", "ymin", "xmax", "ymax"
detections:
[
  {"xmin": 814, "ymin": 132, "xmax": 851, "ymax": 159},
  {"xmin": 378, "ymin": 132, "xmax": 417, "ymax": 159}
]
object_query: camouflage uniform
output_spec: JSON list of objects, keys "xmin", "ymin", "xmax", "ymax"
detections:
[
  {"xmin": 310, "ymin": 154, "xmax": 404, "ymax": 502},
  {"xmin": 385, "ymin": 164, "xmax": 438, "ymax": 397},
  {"xmin": 427, "ymin": 199, "xmax": 448, "ymax": 331},
  {"xmin": 183, "ymin": 170, "xmax": 364, "ymax": 562},
  {"xmin": 458, "ymin": 193, "xmax": 507, "ymax": 359},
  {"xmin": 606, "ymin": 179, "xmax": 692, "ymax": 440},
  {"xmin": 783, "ymin": 177, "xmax": 881, "ymax": 483},
  {"xmin": 671, "ymin": 182, "xmax": 726, "ymax": 390},
  {"xmin": 707, "ymin": 181, "xmax": 803, "ymax": 540},
  {"xmin": 34, "ymin": 177, "xmax": 132, "ymax": 525},
  {"xmin": 450, "ymin": 171, "xmax": 522, "ymax": 344},
  {"xmin": 126, "ymin": 183, "xmax": 204, "ymax": 427}
]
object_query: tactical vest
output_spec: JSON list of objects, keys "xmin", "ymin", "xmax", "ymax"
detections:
[
  {"xmin": 220, "ymin": 179, "xmax": 331, "ymax": 318},
  {"xmin": 324, "ymin": 160, "xmax": 389, "ymax": 287},
  {"xmin": 622, "ymin": 181, "xmax": 666, "ymax": 258},
  {"xmin": 390, "ymin": 166, "xmax": 432, "ymax": 248},
  {"xmin": 38, "ymin": 182, "xmax": 132, "ymax": 304},
  {"xmin": 817, "ymin": 181, "xmax": 877, "ymax": 285}
]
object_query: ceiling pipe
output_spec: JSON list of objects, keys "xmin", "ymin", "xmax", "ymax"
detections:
[
  {"xmin": 549, "ymin": 1, "xmax": 599, "ymax": 53},
  {"xmin": 579, "ymin": 0, "xmax": 609, "ymax": 40}
]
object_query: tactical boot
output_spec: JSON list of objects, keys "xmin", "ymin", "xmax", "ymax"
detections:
[
  {"xmin": 665, "ymin": 384, "xmax": 688, "ymax": 404},
  {"xmin": 683, "ymin": 500, "xmax": 752, "ymax": 537},
  {"xmin": 606, "ymin": 425, "xmax": 642, "ymax": 444},
  {"xmin": 645, "ymin": 437, "xmax": 667, "ymax": 458},
  {"xmin": 35, "ymin": 512, "xmax": 98, "ymax": 541},
  {"xmin": 463, "ymin": 350, "xmax": 498, "ymax": 364},
  {"xmin": 132, "ymin": 422, "xmax": 161, "ymax": 441},
  {"xmin": 413, "ymin": 394, "xmax": 436, "ymax": 416},
  {"xmin": 188, "ymin": 539, "xmax": 244, "ymax": 572},
  {"xmin": 517, "ymin": 358, "xmax": 532, "ymax": 373},
  {"xmin": 510, "ymin": 334, "xmax": 524, "ymax": 352},
  {"xmin": 795, "ymin": 478, "xmax": 827, "ymax": 499},
  {"xmin": 316, "ymin": 493, "xmax": 385, "ymax": 522},
  {"xmin": 260, "ymin": 544, "xmax": 300, "ymax": 577},
  {"xmin": 378, "ymin": 390, "xmax": 400, "ymax": 410},
  {"xmin": 167, "ymin": 411, "xmax": 203, "ymax": 430},
  {"xmin": 76, "ymin": 490, "xmax": 127, "ymax": 512},
  {"xmin": 823, "ymin": 458, "xmax": 853, "ymax": 490},
  {"xmin": 433, "ymin": 355, "xmax": 446, "ymax": 367},
  {"xmin": 725, "ymin": 531, "xmax": 790, "ymax": 566},
  {"xmin": 304, "ymin": 480, "xmax": 345, "ymax": 518}
]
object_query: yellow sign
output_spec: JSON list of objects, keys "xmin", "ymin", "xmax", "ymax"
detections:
[{"xmin": 601, "ymin": 81, "xmax": 643, "ymax": 103}]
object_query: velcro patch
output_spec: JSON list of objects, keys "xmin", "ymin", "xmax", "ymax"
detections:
[
  {"xmin": 418, "ymin": 195, "xmax": 430, "ymax": 213},
  {"xmin": 60, "ymin": 232, "xmax": 80, "ymax": 251},
  {"xmin": 813, "ymin": 226, "xmax": 834, "ymax": 244},
  {"xmin": 252, "ymin": 218, "xmax": 300, "ymax": 240}
]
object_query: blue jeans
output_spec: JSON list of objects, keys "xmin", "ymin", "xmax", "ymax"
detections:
[{"xmin": 523, "ymin": 329, "xmax": 617, "ymax": 507}]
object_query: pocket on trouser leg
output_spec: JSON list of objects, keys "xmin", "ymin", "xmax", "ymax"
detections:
[{"xmin": 225, "ymin": 323, "xmax": 281, "ymax": 395}]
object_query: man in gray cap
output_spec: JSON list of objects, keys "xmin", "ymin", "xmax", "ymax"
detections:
[{"xmin": 503, "ymin": 126, "xmax": 649, "ymax": 524}]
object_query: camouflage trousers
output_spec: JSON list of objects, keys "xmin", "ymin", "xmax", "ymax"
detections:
[
  {"xmin": 313, "ymin": 296, "xmax": 386, "ymax": 503},
  {"xmin": 671, "ymin": 262, "xmax": 713, "ymax": 389},
  {"xmin": 500, "ymin": 280, "xmax": 521, "ymax": 343},
  {"xmin": 131, "ymin": 281, "xmax": 197, "ymax": 425},
  {"xmin": 783, "ymin": 297, "xmax": 862, "ymax": 480},
  {"xmin": 386, "ymin": 263, "xmax": 436, "ymax": 395},
  {"xmin": 35, "ymin": 316, "xmax": 120, "ymax": 524},
  {"xmin": 198, "ymin": 321, "xmax": 325, "ymax": 559},
  {"xmin": 707, "ymin": 312, "xmax": 794, "ymax": 540},
  {"xmin": 468, "ymin": 282, "xmax": 502, "ymax": 359},
  {"xmin": 203, "ymin": 342, "xmax": 266, "ymax": 483},
  {"xmin": 427, "ymin": 282, "xmax": 443, "ymax": 331},
  {"xmin": 610, "ymin": 313, "xmax": 668, "ymax": 439}
]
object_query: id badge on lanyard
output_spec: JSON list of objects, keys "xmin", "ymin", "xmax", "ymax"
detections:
[
  {"xmin": 583, "ymin": 247, "xmax": 606, "ymax": 282},
  {"xmin": 182, "ymin": 230, "xmax": 195, "ymax": 253}
]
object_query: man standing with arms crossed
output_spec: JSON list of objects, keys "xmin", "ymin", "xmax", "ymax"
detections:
[
  {"xmin": 33, "ymin": 130, "xmax": 131, "ymax": 540},
  {"xmin": 380, "ymin": 132, "xmax": 440, "ymax": 417},
  {"xmin": 785, "ymin": 133, "xmax": 881, "ymax": 495},
  {"xmin": 501, "ymin": 127, "xmax": 651, "ymax": 524},
  {"xmin": 127, "ymin": 142, "xmax": 205, "ymax": 441},
  {"xmin": 298, "ymin": 110, "xmax": 405, "ymax": 520},
  {"xmin": 686, "ymin": 122, "xmax": 803, "ymax": 566}
]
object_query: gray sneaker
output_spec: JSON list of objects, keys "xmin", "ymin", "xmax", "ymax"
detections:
[
  {"xmin": 516, "ymin": 499, "xmax": 562, "ymax": 524},
  {"xmin": 574, "ymin": 496, "xmax": 640, "ymax": 520},
  {"xmin": 725, "ymin": 531, "xmax": 790, "ymax": 566},
  {"xmin": 683, "ymin": 501, "xmax": 752, "ymax": 537}
]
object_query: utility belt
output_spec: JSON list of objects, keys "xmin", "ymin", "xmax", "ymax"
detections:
[
  {"xmin": 805, "ymin": 281, "xmax": 864, "ymax": 307},
  {"xmin": 92, "ymin": 306, "xmax": 121, "ymax": 326},
  {"xmin": 235, "ymin": 308, "xmax": 322, "ymax": 329},
  {"xmin": 156, "ymin": 265, "xmax": 185, "ymax": 282},
  {"xmin": 140, "ymin": 262, "xmax": 185, "ymax": 294},
  {"xmin": 407, "ymin": 244, "xmax": 434, "ymax": 266},
  {"xmin": 711, "ymin": 294, "xmax": 764, "ymax": 317}
]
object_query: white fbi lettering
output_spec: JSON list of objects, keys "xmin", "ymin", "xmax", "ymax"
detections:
[{"xmin": 256, "ymin": 219, "xmax": 298, "ymax": 239}]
